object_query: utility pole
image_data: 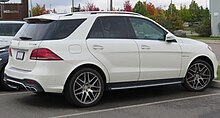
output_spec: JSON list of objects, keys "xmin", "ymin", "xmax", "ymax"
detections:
[
  {"xmin": 71, "ymin": 0, "xmax": 74, "ymax": 12},
  {"xmin": 30, "ymin": 0, "xmax": 33, "ymax": 16},
  {"xmin": 110, "ymin": 0, "xmax": 112, "ymax": 11}
]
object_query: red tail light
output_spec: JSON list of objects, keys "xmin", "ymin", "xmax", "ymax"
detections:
[
  {"xmin": 9, "ymin": 48, "xmax": 12, "ymax": 57},
  {"xmin": 30, "ymin": 48, "xmax": 63, "ymax": 60}
]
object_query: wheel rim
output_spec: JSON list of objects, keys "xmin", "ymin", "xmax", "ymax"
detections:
[
  {"xmin": 73, "ymin": 72, "xmax": 101, "ymax": 104},
  {"xmin": 186, "ymin": 63, "xmax": 212, "ymax": 90}
]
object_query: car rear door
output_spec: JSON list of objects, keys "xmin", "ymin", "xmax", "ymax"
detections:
[{"xmin": 87, "ymin": 16, "xmax": 140, "ymax": 83}]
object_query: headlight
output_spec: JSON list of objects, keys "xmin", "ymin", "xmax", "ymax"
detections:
[
  {"xmin": 208, "ymin": 45, "xmax": 213, "ymax": 52},
  {"xmin": 0, "ymin": 58, "xmax": 2, "ymax": 62}
]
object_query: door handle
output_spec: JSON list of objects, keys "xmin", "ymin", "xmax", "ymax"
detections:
[
  {"xmin": 141, "ymin": 45, "xmax": 151, "ymax": 50},
  {"xmin": 93, "ymin": 45, "xmax": 104, "ymax": 50}
]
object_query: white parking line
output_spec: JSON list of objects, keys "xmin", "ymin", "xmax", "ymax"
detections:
[
  {"xmin": 50, "ymin": 92, "xmax": 220, "ymax": 118},
  {"xmin": 0, "ymin": 91, "xmax": 29, "ymax": 96}
]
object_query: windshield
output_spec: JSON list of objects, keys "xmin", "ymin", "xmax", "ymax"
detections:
[
  {"xmin": 15, "ymin": 19, "xmax": 86, "ymax": 40},
  {"xmin": 0, "ymin": 23, "xmax": 23, "ymax": 36}
]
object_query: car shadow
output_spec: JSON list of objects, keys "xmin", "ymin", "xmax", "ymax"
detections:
[{"xmin": 15, "ymin": 84, "xmax": 215, "ymax": 110}]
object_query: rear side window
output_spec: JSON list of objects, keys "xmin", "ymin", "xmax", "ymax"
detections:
[
  {"xmin": 0, "ymin": 23, "xmax": 23, "ymax": 36},
  {"xmin": 16, "ymin": 19, "xmax": 86, "ymax": 40},
  {"xmin": 88, "ymin": 17, "xmax": 132, "ymax": 39}
]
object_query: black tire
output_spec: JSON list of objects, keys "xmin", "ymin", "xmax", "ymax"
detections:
[
  {"xmin": 0, "ymin": 68, "xmax": 16, "ymax": 91},
  {"xmin": 182, "ymin": 59, "xmax": 213, "ymax": 91},
  {"xmin": 64, "ymin": 68, "xmax": 104, "ymax": 107}
]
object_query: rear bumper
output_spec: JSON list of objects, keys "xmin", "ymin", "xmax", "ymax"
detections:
[{"xmin": 4, "ymin": 74, "xmax": 44, "ymax": 92}]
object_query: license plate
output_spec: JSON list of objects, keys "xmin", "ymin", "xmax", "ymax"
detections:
[{"xmin": 16, "ymin": 51, "xmax": 25, "ymax": 60}]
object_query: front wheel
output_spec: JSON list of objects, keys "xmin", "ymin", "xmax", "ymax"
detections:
[
  {"xmin": 64, "ymin": 68, "xmax": 104, "ymax": 107},
  {"xmin": 183, "ymin": 60, "xmax": 213, "ymax": 91}
]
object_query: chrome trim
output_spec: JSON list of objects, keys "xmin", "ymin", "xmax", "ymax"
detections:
[
  {"xmin": 9, "ymin": 67, "xmax": 32, "ymax": 72},
  {"xmin": 110, "ymin": 81, "xmax": 182, "ymax": 90},
  {"xmin": 11, "ymin": 48, "xmax": 29, "ymax": 51},
  {"xmin": 6, "ymin": 78, "xmax": 37, "ymax": 92}
]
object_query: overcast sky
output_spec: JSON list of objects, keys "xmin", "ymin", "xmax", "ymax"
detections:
[{"xmin": 8, "ymin": 0, "xmax": 209, "ymax": 13}]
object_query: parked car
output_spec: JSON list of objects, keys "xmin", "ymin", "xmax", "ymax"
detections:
[
  {"xmin": 0, "ymin": 21, "xmax": 25, "ymax": 48},
  {"xmin": 0, "ymin": 21, "xmax": 24, "ymax": 90},
  {"xmin": 0, "ymin": 47, "xmax": 11, "ymax": 90},
  {"xmin": 4, "ymin": 12, "xmax": 218, "ymax": 107}
]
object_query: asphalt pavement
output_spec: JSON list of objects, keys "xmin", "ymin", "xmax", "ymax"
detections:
[
  {"xmin": 209, "ymin": 44, "xmax": 220, "ymax": 65},
  {"xmin": 0, "ymin": 85, "xmax": 220, "ymax": 118}
]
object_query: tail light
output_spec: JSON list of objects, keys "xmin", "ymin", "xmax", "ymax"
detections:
[
  {"xmin": 9, "ymin": 48, "xmax": 12, "ymax": 57},
  {"xmin": 30, "ymin": 48, "xmax": 63, "ymax": 60}
]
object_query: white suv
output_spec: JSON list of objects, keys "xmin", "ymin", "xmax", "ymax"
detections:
[{"xmin": 5, "ymin": 12, "xmax": 218, "ymax": 107}]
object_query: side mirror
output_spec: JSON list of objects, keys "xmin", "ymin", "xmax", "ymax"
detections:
[{"xmin": 165, "ymin": 34, "xmax": 176, "ymax": 42}]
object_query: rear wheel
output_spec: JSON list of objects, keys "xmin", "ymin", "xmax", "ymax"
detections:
[
  {"xmin": 64, "ymin": 68, "xmax": 104, "ymax": 107},
  {"xmin": 183, "ymin": 60, "xmax": 213, "ymax": 91}
]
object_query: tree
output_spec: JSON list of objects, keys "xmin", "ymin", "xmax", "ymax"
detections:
[
  {"xmin": 166, "ymin": 3, "xmax": 178, "ymax": 16},
  {"xmin": 179, "ymin": 5, "xmax": 191, "ymax": 22},
  {"xmin": 133, "ymin": 1, "xmax": 147, "ymax": 16},
  {"xmin": 81, "ymin": 3, "xmax": 100, "ymax": 11},
  {"xmin": 32, "ymin": 4, "xmax": 49, "ymax": 16},
  {"xmin": 146, "ymin": 2, "xmax": 155, "ymax": 16},
  {"xmin": 189, "ymin": 0, "xmax": 201, "ymax": 22},
  {"xmin": 167, "ymin": 14, "xmax": 184, "ymax": 32},
  {"xmin": 123, "ymin": 0, "xmax": 132, "ymax": 12}
]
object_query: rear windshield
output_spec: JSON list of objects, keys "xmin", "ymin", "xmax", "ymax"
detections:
[
  {"xmin": 16, "ymin": 19, "xmax": 86, "ymax": 40},
  {"xmin": 0, "ymin": 23, "xmax": 23, "ymax": 36}
]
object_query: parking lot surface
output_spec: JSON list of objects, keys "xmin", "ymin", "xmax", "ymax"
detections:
[
  {"xmin": 209, "ymin": 44, "xmax": 220, "ymax": 64},
  {"xmin": 0, "ymin": 85, "xmax": 220, "ymax": 118}
]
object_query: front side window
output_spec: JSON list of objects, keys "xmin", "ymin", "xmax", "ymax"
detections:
[
  {"xmin": 129, "ymin": 17, "xmax": 166, "ymax": 41},
  {"xmin": 0, "ymin": 23, "xmax": 23, "ymax": 36},
  {"xmin": 88, "ymin": 17, "xmax": 132, "ymax": 39},
  {"xmin": 16, "ymin": 19, "xmax": 86, "ymax": 40}
]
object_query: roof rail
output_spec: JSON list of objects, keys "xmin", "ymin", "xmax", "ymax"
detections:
[{"xmin": 75, "ymin": 11, "xmax": 140, "ymax": 16}]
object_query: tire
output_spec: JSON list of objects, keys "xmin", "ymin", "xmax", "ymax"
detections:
[
  {"xmin": 0, "ymin": 68, "xmax": 16, "ymax": 91},
  {"xmin": 183, "ymin": 60, "xmax": 213, "ymax": 91},
  {"xmin": 64, "ymin": 68, "xmax": 104, "ymax": 107}
]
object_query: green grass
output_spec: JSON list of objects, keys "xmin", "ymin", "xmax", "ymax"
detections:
[
  {"xmin": 217, "ymin": 66, "xmax": 220, "ymax": 80},
  {"xmin": 184, "ymin": 36, "xmax": 220, "ymax": 40}
]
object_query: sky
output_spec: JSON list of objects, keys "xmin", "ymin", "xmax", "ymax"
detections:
[{"xmin": 8, "ymin": 0, "xmax": 209, "ymax": 13}]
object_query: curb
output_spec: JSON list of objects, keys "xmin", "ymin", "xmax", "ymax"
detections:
[
  {"xmin": 210, "ymin": 80, "xmax": 220, "ymax": 88},
  {"xmin": 200, "ymin": 40, "xmax": 220, "ymax": 44}
]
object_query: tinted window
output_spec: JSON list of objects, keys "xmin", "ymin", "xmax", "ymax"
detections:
[
  {"xmin": 129, "ymin": 18, "xmax": 165, "ymax": 41},
  {"xmin": 16, "ymin": 19, "xmax": 86, "ymax": 40},
  {"xmin": 0, "ymin": 24, "xmax": 23, "ymax": 36},
  {"xmin": 88, "ymin": 17, "xmax": 131, "ymax": 39}
]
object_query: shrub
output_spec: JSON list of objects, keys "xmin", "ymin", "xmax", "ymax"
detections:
[{"xmin": 195, "ymin": 18, "xmax": 211, "ymax": 37}]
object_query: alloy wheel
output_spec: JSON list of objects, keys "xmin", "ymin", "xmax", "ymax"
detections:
[
  {"xmin": 185, "ymin": 63, "xmax": 212, "ymax": 90},
  {"xmin": 73, "ymin": 72, "xmax": 101, "ymax": 105}
]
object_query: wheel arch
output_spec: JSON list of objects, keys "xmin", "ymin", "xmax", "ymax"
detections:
[
  {"xmin": 184, "ymin": 55, "xmax": 214, "ymax": 77},
  {"xmin": 64, "ymin": 63, "xmax": 109, "ymax": 92}
]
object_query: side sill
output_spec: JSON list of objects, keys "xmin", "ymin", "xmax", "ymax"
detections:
[{"xmin": 107, "ymin": 78, "xmax": 183, "ymax": 90}]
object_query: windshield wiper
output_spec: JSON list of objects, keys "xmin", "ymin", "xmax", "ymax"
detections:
[{"xmin": 19, "ymin": 36, "xmax": 32, "ymax": 40}]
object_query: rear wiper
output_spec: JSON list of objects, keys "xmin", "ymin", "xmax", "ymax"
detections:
[{"xmin": 19, "ymin": 36, "xmax": 32, "ymax": 40}]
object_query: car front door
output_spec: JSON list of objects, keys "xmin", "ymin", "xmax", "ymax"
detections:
[
  {"xmin": 128, "ymin": 17, "xmax": 182, "ymax": 80},
  {"xmin": 87, "ymin": 16, "xmax": 140, "ymax": 83}
]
